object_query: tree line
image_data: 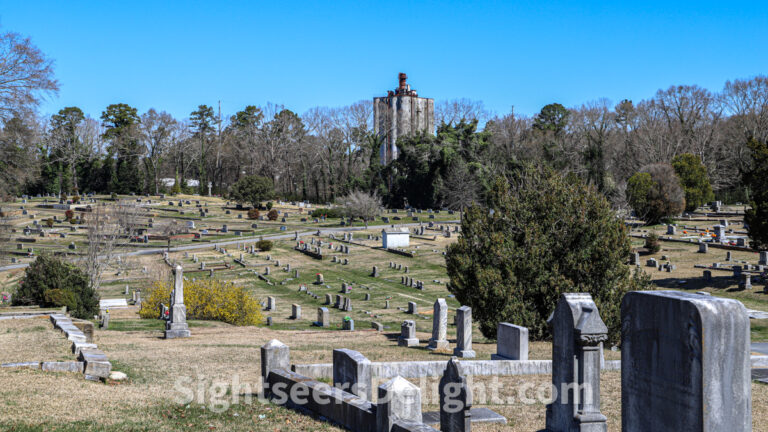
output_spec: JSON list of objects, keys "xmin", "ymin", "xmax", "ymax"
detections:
[{"xmin": 1, "ymin": 29, "xmax": 767, "ymax": 213}]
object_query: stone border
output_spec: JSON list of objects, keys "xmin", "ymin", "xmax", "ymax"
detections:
[
  {"xmin": 50, "ymin": 313, "xmax": 112, "ymax": 381},
  {"xmin": 292, "ymin": 359, "xmax": 622, "ymax": 380}
]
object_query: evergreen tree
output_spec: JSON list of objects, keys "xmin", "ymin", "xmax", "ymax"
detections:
[
  {"xmin": 14, "ymin": 254, "xmax": 99, "ymax": 319},
  {"xmin": 190, "ymin": 105, "xmax": 216, "ymax": 195},
  {"xmin": 101, "ymin": 103, "xmax": 142, "ymax": 194},
  {"xmin": 446, "ymin": 167, "xmax": 650, "ymax": 344},
  {"xmin": 672, "ymin": 153, "xmax": 714, "ymax": 211},
  {"xmin": 744, "ymin": 138, "xmax": 768, "ymax": 250}
]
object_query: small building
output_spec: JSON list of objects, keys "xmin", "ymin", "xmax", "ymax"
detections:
[{"xmin": 382, "ymin": 228, "xmax": 410, "ymax": 249}]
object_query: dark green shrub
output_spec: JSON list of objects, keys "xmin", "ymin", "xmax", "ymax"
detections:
[
  {"xmin": 13, "ymin": 255, "xmax": 99, "ymax": 319},
  {"xmin": 446, "ymin": 167, "xmax": 650, "ymax": 345},
  {"xmin": 644, "ymin": 232, "xmax": 661, "ymax": 254},
  {"xmin": 626, "ymin": 164, "xmax": 685, "ymax": 224},
  {"xmin": 266, "ymin": 201, "xmax": 273, "ymax": 210},
  {"xmin": 311, "ymin": 208, "xmax": 345, "ymax": 218},
  {"xmin": 256, "ymin": 239, "xmax": 273, "ymax": 251},
  {"xmin": 229, "ymin": 175, "xmax": 274, "ymax": 208}
]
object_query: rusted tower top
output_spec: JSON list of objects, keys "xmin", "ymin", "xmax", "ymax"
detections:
[{"xmin": 398, "ymin": 73, "xmax": 408, "ymax": 90}]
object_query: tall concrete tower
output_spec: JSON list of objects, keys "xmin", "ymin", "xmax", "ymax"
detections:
[{"xmin": 374, "ymin": 73, "xmax": 434, "ymax": 165}]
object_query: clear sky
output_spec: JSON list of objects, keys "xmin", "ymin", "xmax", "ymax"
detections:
[{"xmin": 2, "ymin": 1, "xmax": 767, "ymax": 121}]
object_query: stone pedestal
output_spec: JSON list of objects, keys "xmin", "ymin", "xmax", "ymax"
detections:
[
  {"xmin": 398, "ymin": 320, "xmax": 419, "ymax": 347},
  {"xmin": 546, "ymin": 293, "xmax": 607, "ymax": 432}
]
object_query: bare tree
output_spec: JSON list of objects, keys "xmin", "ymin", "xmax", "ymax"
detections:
[
  {"xmin": 0, "ymin": 30, "xmax": 59, "ymax": 122},
  {"xmin": 338, "ymin": 190, "xmax": 381, "ymax": 227},
  {"xmin": 435, "ymin": 98, "xmax": 490, "ymax": 126},
  {"xmin": 80, "ymin": 201, "xmax": 140, "ymax": 291},
  {"xmin": 442, "ymin": 161, "xmax": 480, "ymax": 211},
  {"xmin": 720, "ymin": 75, "xmax": 768, "ymax": 142}
]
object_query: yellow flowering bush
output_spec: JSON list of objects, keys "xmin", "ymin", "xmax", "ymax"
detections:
[{"xmin": 139, "ymin": 279, "xmax": 263, "ymax": 326}]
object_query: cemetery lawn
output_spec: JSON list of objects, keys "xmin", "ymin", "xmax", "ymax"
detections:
[
  {"xmin": 3, "ymin": 199, "xmax": 768, "ymax": 429},
  {"xmin": 0, "ymin": 316, "xmax": 767, "ymax": 431}
]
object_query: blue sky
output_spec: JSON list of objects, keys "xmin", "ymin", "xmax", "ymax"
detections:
[{"xmin": 2, "ymin": 1, "xmax": 767, "ymax": 121}]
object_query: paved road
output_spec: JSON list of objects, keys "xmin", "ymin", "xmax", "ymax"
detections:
[{"xmin": 0, "ymin": 221, "xmax": 457, "ymax": 272}]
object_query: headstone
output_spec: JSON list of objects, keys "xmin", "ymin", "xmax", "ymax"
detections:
[
  {"xmin": 398, "ymin": 320, "xmax": 419, "ymax": 347},
  {"xmin": 760, "ymin": 251, "xmax": 768, "ymax": 266},
  {"xmin": 267, "ymin": 296, "xmax": 276, "ymax": 311},
  {"xmin": 99, "ymin": 311, "xmax": 110, "ymax": 329},
  {"xmin": 666, "ymin": 225, "xmax": 676, "ymax": 235},
  {"xmin": 546, "ymin": 293, "xmax": 607, "ymax": 432},
  {"xmin": 291, "ymin": 304, "xmax": 301, "ymax": 320},
  {"xmin": 703, "ymin": 270, "xmax": 712, "ymax": 281},
  {"xmin": 324, "ymin": 293, "xmax": 332, "ymax": 305},
  {"xmin": 260, "ymin": 339, "xmax": 289, "ymax": 395},
  {"xmin": 698, "ymin": 243, "xmax": 708, "ymax": 253},
  {"xmin": 315, "ymin": 307, "xmax": 329, "ymax": 327},
  {"xmin": 714, "ymin": 224, "xmax": 727, "ymax": 243},
  {"xmin": 408, "ymin": 301, "xmax": 418, "ymax": 314},
  {"xmin": 371, "ymin": 266, "xmax": 379, "ymax": 277},
  {"xmin": 343, "ymin": 318, "xmax": 354, "ymax": 331},
  {"xmin": 740, "ymin": 273, "xmax": 752, "ymax": 290},
  {"xmin": 453, "ymin": 306, "xmax": 476, "ymax": 358},
  {"xmin": 333, "ymin": 349, "xmax": 372, "ymax": 400},
  {"xmin": 164, "ymin": 265, "xmax": 191, "ymax": 339},
  {"xmin": 377, "ymin": 376, "xmax": 423, "ymax": 432},
  {"xmin": 621, "ymin": 291, "xmax": 750, "ymax": 431},
  {"xmin": 726, "ymin": 251, "xmax": 732, "ymax": 261},
  {"xmin": 492, "ymin": 323, "xmax": 529, "ymax": 361},
  {"xmin": 427, "ymin": 298, "xmax": 449, "ymax": 351},
  {"xmin": 439, "ymin": 357, "xmax": 472, "ymax": 432}
]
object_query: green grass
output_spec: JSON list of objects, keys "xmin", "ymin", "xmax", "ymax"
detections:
[
  {"xmin": 752, "ymin": 319, "xmax": 768, "ymax": 342},
  {"xmin": 106, "ymin": 319, "xmax": 223, "ymax": 332}
]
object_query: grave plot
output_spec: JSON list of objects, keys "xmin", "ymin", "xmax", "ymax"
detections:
[{"xmin": 0, "ymin": 316, "xmax": 73, "ymax": 364}]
